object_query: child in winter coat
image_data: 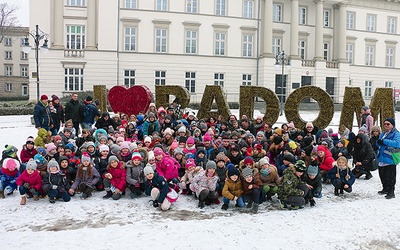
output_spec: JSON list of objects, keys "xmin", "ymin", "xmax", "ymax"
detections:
[
  {"xmin": 215, "ymin": 153, "xmax": 227, "ymax": 195},
  {"xmin": 34, "ymin": 153, "xmax": 48, "ymax": 178},
  {"xmin": 221, "ymin": 167, "xmax": 244, "ymax": 210},
  {"xmin": 194, "ymin": 147, "xmax": 208, "ymax": 169},
  {"xmin": 327, "ymin": 156, "xmax": 355, "ymax": 196},
  {"xmin": 58, "ymin": 156, "xmax": 75, "ymax": 186},
  {"xmin": 16, "ymin": 159, "xmax": 42, "ymax": 205},
  {"xmin": 0, "ymin": 158, "xmax": 20, "ymax": 198},
  {"xmin": 316, "ymin": 145, "xmax": 335, "ymax": 180},
  {"xmin": 34, "ymin": 128, "xmax": 51, "ymax": 147},
  {"xmin": 179, "ymin": 158, "xmax": 198, "ymax": 195},
  {"xmin": 20, "ymin": 137, "xmax": 37, "ymax": 164},
  {"xmin": 258, "ymin": 157, "xmax": 280, "ymax": 201},
  {"xmin": 251, "ymin": 144, "xmax": 267, "ymax": 163},
  {"xmin": 302, "ymin": 161, "xmax": 323, "ymax": 206},
  {"xmin": 126, "ymin": 151, "xmax": 145, "ymax": 199},
  {"xmin": 144, "ymin": 165, "xmax": 174, "ymax": 211},
  {"xmin": 68, "ymin": 153, "xmax": 100, "ymax": 199},
  {"xmin": 183, "ymin": 136, "xmax": 197, "ymax": 155},
  {"xmin": 154, "ymin": 147, "xmax": 180, "ymax": 185},
  {"xmin": 102, "ymin": 155, "xmax": 126, "ymax": 200},
  {"xmin": 241, "ymin": 167, "xmax": 263, "ymax": 213},
  {"xmin": 45, "ymin": 142, "xmax": 57, "ymax": 161},
  {"xmin": 190, "ymin": 161, "xmax": 219, "ymax": 208},
  {"xmin": 42, "ymin": 159, "xmax": 71, "ymax": 203},
  {"xmin": 277, "ymin": 160, "xmax": 309, "ymax": 210},
  {"xmin": 119, "ymin": 141, "xmax": 132, "ymax": 163}
]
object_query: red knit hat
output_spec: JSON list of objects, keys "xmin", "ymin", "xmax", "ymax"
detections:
[
  {"xmin": 131, "ymin": 151, "xmax": 142, "ymax": 161},
  {"xmin": 40, "ymin": 94, "xmax": 48, "ymax": 100},
  {"xmin": 243, "ymin": 156, "xmax": 254, "ymax": 166},
  {"xmin": 254, "ymin": 144, "xmax": 262, "ymax": 151}
]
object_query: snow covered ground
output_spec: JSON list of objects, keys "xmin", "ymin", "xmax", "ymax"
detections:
[{"xmin": 1, "ymin": 112, "xmax": 400, "ymax": 250}]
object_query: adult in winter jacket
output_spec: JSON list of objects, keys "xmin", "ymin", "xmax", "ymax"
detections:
[
  {"xmin": 81, "ymin": 96, "xmax": 100, "ymax": 129},
  {"xmin": 360, "ymin": 106, "xmax": 374, "ymax": 135},
  {"xmin": 33, "ymin": 94, "xmax": 53, "ymax": 131},
  {"xmin": 95, "ymin": 112, "xmax": 116, "ymax": 131},
  {"xmin": 50, "ymin": 95, "xmax": 64, "ymax": 135},
  {"xmin": 376, "ymin": 118, "xmax": 400, "ymax": 199},
  {"xmin": 64, "ymin": 93, "xmax": 82, "ymax": 135},
  {"xmin": 351, "ymin": 133, "xmax": 374, "ymax": 180}
]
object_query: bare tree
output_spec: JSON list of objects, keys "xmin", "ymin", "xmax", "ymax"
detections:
[{"xmin": 0, "ymin": 3, "xmax": 20, "ymax": 43}]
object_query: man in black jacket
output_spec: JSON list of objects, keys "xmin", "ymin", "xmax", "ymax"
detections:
[{"xmin": 64, "ymin": 93, "xmax": 82, "ymax": 135}]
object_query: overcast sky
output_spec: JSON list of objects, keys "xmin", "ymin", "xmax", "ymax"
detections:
[{"xmin": 2, "ymin": 0, "xmax": 29, "ymax": 27}]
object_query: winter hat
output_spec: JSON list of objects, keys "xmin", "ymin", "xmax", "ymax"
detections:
[
  {"xmin": 144, "ymin": 136, "xmax": 152, "ymax": 143},
  {"xmin": 178, "ymin": 126, "xmax": 186, "ymax": 134},
  {"xmin": 206, "ymin": 161, "xmax": 217, "ymax": 170},
  {"xmin": 385, "ymin": 118, "xmax": 395, "ymax": 127},
  {"xmin": 109, "ymin": 144, "xmax": 120, "ymax": 155},
  {"xmin": 174, "ymin": 147, "xmax": 184, "ymax": 157},
  {"xmin": 25, "ymin": 158, "xmax": 37, "ymax": 170},
  {"xmin": 242, "ymin": 167, "xmax": 253, "ymax": 178},
  {"xmin": 283, "ymin": 153, "xmax": 295, "ymax": 163},
  {"xmin": 58, "ymin": 156, "xmax": 69, "ymax": 165},
  {"xmin": 215, "ymin": 152, "xmax": 226, "ymax": 163},
  {"xmin": 51, "ymin": 95, "xmax": 59, "ymax": 102},
  {"xmin": 108, "ymin": 155, "xmax": 119, "ymax": 165},
  {"xmin": 288, "ymin": 141, "xmax": 297, "ymax": 150},
  {"xmin": 287, "ymin": 122, "xmax": 295, "ymax": 129},
  {"xmin": 186, "ymin": 136, "xmax": 195, "ymax": 145},
  {"xmin": 230, "ymin": 143, "xmax": 240, "ymax": 152},
  {"xmin": 186, "ymin": 153, "xmax": 195, "ymax": 159},
  {"xmin": 34, "ymin": 154, "xmax": 45, "ymax": 165},
  {"xmin": 362, "ymin": 105, "xmax": 369, "ymax": 111},
  {"xmin": 40, "ymin": 94, "xmax": 48, "ymax": 100},
  {"xmin": 274, "ymin": 128, "xmax": 283, "ymax": 136},
  {"xmin": 254, "ymin": 144, "xmax": 263, "ymax": 151},
  {"xmin": 214, "ymin": 139, "xmax": 223, "ymax": 148},
  {"xmin": 86, "ymin": 141, "xmax": 95, "ymax": 149},
  {"xmin": 179, "ymin": 136, "xmax": 187, "ymax": 143},
  {"xmin": 99, "ymin": 144, "xmax": 109, "ymax": 152},
  {"xmin": 86, "ymin": 95, "xmax": 93, "ymax": 102},
  {"xmin": 170, "ymin": 140, "xmax": 178, "ymax": 150},
  {"xmin": 108, "ymin": 127, "xmax": 115, "ymax": 133},
  {"xmin": 131, "ymin": 151, "xmax": 142, "ymax": 161},
  {"xmin": 295, "ymin": 160, "xmax": 307, "ymax": 172},
  {"xmin": 163, "ymin": 128, "xmax": 173, "ymax": 136},
  {"xmin": 144, "ymin": 165, "xmax": 154, "ymax": 176},
  {"xmin": 148, "ymin": 151, "xmax": 155, "ymax": 160},
  {"xmin": 129, "ymin": 142, "xmax": 138, "ymax": 151},
  {"xmin": 258, "ymin": 157, "xmax": 270, "ymax": 167},
  {"xmin": 185, "ymin": 158, "xmax": 196, "ymax": 169},
  {"xmin": 228, "ymin": 167, "xmax": 240, "ymax": 177},
  {"xmin": 226, "ymin": 163, "xmax": 235, "ymax": 170},
  {"xmin": 148, "ymin": 112, "xmax": 156, "ymax": 119},
  {"xmin": 243, "ymin": 156, "xmax": 254, "ymax": 166},
  {"xmin": 47, "ymin": 158, "xmax": 60, "ymax": 172},
  {"xmin": 338, "ymin": 139, "xmax": 345, "ymax": 145},
  {"xmin": 116, "ymin": 136, "xmax": 125, "ymax": 144},
  {"xmin": 306, "ymin": 122, "xmax": 314, "ymax": 129},
  {"xmin": 26, "ymin": 136, "xmax": 35, "ymax": 145},
  {"xmin": 45, "ymin": 143, "xmax": 57, "ymax": 154},
  {"xmin": 307, "ymin": 164, "xmax": 319, "ymax": 176},
  {"xmin": 273, "ymin": 136, "xmax": 283, "ymax": 145},
  {"xmin": 154, "ymin": 147, "xmax": 164, "ymax": 157},
  {"xmin": 120, "ymin": 141, "xmax": 130, "ymax": 150},
  {"xmin": 203, "ymin": 133, "xmax": 212, "ymax": 142},
  {"xmin": 3, "ymin": 144, "xmax": 18, "ymax": 158},
  {"xmin": 328, "ymin": 128, "xmax": 334, "ymax": 136},
  {"xmin": 81, "ymin": 152, "xmax": 91, "ymax": 163},
  {"xmin": 3, "ymin": 158, "xmax": 20, "ymax": 171},
  {"xmin": 64, "ymin": 143, "xmax": 74, "ymax": 151}
]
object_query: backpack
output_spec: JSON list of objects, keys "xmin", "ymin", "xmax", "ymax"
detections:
[{"xmin": 83, "ymin": 105, "xmax": 91, "ymax": 118}]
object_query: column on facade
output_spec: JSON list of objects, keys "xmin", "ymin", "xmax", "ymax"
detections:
[
  {"xmin": 337, "ymin": 2, "xmax": 347, "ymax": 62},
  {"xmin": 290, "ymin": 0, "xmax": 299, "ymax": 58},
  {"xmin": 262, "ymin": 0, "xmax": 273, "ymax": 56},
  {"xmin": 52, "ymin": 0, "xmax": 64, "ymax": 49},
  {"xmin": 314, "ymin": 0, "xmax": 324, "ymax": 60},
  {"xmin": 86, "ymin": 0, "xmax": 97, "ymax": 50}
]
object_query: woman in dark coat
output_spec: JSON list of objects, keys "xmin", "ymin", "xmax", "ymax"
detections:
[{"xmin": 351, "ymin": 133, "xmax": 374, "ymax": 180}]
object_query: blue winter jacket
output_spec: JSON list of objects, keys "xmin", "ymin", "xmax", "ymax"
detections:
[
  {"xmin": 377, "ymin": 128, "xmax": 400, "ymax": 165},
  {"xmin": 82, "ymin": 103, "xmax": 100, "ymax": 124},
  {"xmin": 145, "ymin": 172, "xmax": 169, "ymax": 203},
  {"xmin": 34, "ymin": 101, "xmax": 53, "ymax": 129}
]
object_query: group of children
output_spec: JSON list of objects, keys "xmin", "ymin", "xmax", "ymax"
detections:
[{"xmin": 0, "ymin": 108, "xmax": 364, "ymax": 213}]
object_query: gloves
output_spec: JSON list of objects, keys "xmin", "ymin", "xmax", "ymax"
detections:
[
  {"xmin": 153, "ymin": 200, "xmax": 159, "ymax": 208},
  {"xmin": 52, "ymin": 185, "xmax": 58, "ymax": 190},
  {"xmin": 23, "ymin": 183, "xmax": 30, "ymax": 189},
  {"xmin": 377, "ymin": 139, "xmax": 384, "ymax": 146},
  {"xmin": 29, "ymin": 188, "xmax": 36, "ymax": 194}
]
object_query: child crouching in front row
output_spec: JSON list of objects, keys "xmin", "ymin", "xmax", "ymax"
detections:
[
  {"xmin": 68, "ymin": 153, "xmax": 100, "ymax": 199},
  {"xmin": 42, "ymin": 159, "xmax": 71, "ymax": 203},
  {"xmin": 16, "ymin": 159, "xmax": 42, "ymax": 205},
  {"xmin": 144, "ymin": 165, "xmax": 173, "ymax": 211},
  {"xmin": 221, "ymin": 167, "xmax": 244, "ymax": 210},
  {"xmin": 302, "ymin": 161, "xmax": 322, "ymax": 207},
  {"xmin": 327, "ymin": 156, "xmax": 355, "ymax": 196}
]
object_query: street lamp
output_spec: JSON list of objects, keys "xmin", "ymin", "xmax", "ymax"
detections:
[
  {"xmin": 274, "ymin": 50, "xmax": 291, "ymax": 116},
  {"xmin": 22, "ymin": 25, "xmax": 49, "ymax": 101}
]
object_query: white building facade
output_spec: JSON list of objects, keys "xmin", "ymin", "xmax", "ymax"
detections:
[{"xmin": 27, "ymin": 0, "xmax": 400, "ymax": 103}]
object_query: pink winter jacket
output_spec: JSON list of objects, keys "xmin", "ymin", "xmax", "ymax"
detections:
[
  {"xmin": 156, "ymin": 153, "xmax": 179, "ymax": 181},
  {"xmin": 16, "ymin": 170, "xmax": 42, "ymax": 191}
]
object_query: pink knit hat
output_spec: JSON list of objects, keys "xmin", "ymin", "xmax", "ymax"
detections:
[
  {"xmin": 154, "ymin": 147, "xmax": 164, "ymax": 156},
  {"xmin": 185, "ymin": 158, "xmax": 196, "ymax": 169},
  {"xmin": 186, "ymin": 136, "xmax": 195, "ymax": 145},
  {"xmin": 170, "ymin": 140, "xmax": 178, "ymax": 150},
  {"xmin": 120, "ymin": 141, "xmax": 130, "ymax": 150},
  {"xmin": 203, "ymin": 133, "xmax": 212, "ymax": 142}
]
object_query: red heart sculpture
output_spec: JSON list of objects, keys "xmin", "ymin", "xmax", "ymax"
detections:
[{"xmin": 108, "ymin": 85, "xmax": 152, "ymax": 116}]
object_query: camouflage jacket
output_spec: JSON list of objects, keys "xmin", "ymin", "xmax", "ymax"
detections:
[{"xmin": 277, "ymin": 166, "xmax": 304, "ymax": 201}]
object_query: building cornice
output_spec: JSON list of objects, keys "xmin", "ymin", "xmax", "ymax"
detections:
[{"xmin": 348, "ymin": 0, "xmax": 400, "ymax": 11}]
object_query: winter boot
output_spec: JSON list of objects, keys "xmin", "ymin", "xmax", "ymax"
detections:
[
  {"xmin": 221, "ymin": 203, "xmax": 229, "ymax": 210},
  {"xmin": 130, "ymin": 192, "xmax": 138, "ymax": 199},
  {"xmin": 80, "ymin": 193, "xmax": 88, "ymax": 200},
  {"xmin": 280, "ymin": 200, "xmax": 288, "ymax": 209},
  {"xmin": 334, "ymin": 187, "xmax": 339, "ymax": 196},
  {"xmin": 49, "ymin": 197, "xmax": 56, "ymax": 203},
  {"xmin": 33, "ymin": 194, "xmax": 39, "ymax": 201},
  {"xmin": 385, "ymin": 189, "xmax": 395, "ymax": 199},
  {"xmin": 214, "ymin": 198, "xmax": 221, "ymax": 205},
  {"xmin": 205, "ymin": 198, "xmax": 211, "ymax": 206},
  {"xmin": 103, "ymin": 191, "xmax": 112, "ymax": 199},
  {"xmin": 309, "ymin": 198, "xmax": 316, "ymax": 207},
  {"xmin": 198, "ymin": 190, "xmax": 208, "ymax": 208},
  {"xmin": 378, "ymin": 188, "xmax": 388, "ymax": 195},
  {"xmin": 340, "ymin": 188, "xmax": 344, "ymax": 195},
  {"xmin": 246, "ymin": 200, "xmax": 253, "ymax": 208},
  {"xmin": 198, "ymin": 200, "xmax": 205, "ymax": 208},
  {"xmin": 0, "ymin": 190, "xmax": 4, "ymax": 199},
  {"xmin": 251, "ymin": 203, "xmax": 259, "ymax": 214},
  {"xmin": 365, "ymin": 172, "xmax": 373, "ymax": 180},
  {"xmin": 20, "ymin": 195, "xmax": 27, "ymax": 205}
]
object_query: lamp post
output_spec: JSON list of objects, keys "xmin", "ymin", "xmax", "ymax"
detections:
[
  {"xmin": 275, "ymin": 50, "xmax": 291, "ymax": 116},
  {"xmin": 22, "ymin": 25, "xmax": 49, "ymax": 101}
]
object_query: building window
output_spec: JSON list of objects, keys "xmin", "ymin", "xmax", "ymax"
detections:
[
  {"xmin": 323, "ymin": 10, "xmax": 330, "ymax": 27},
  {"xmin": 243, "ymin": 0, "xmax": 254, "ymax": 18},
  {"xmin": 22, "ymin": 84, "xmax": 28, "ymax": 96},
  {"xmin": 385, "ymin": 81, "xmax": 393, "ymax": 88},
  {"xmin": 5, "ymin": 66, "xmax": 12, "ymax": 76},
  {"xmin": 156, "ymin": 0, "xmax": 168, "ymax": 11},
  {"xmin": 323, "ymin": 43, "xmax": 329, "ymax": 61},
  {"xmin": 64, "ymin": 68, "xmax": 84, "ymax": 91},
  {"xmin": 367, "ymin": 14, "xmax": 376, "ymax": 32},
  {"xmin": 214, "ymin": 73, "xmax": 224, "ymax": 86},
  {"xmin": 124, "ymin": 27, "xmax": 136, "ymax": 51},
  {"xmin": 346, "ymin": 43, "xmax": 354, "ymax": 64},
  {"xmin": 216, "ymin": 0, "xmax": 226, "ymax": 16},
  {"xmin": 185, "ymin": 30, "xmax": 197, "ymax": 54},
  {"xmin": 386, "ymin": 47, "xmax": 395, "ymax": 68},
  {"xmin": 298, "ymin": 40, "xmax": 306, "ymax": 59},
  {"xmin": 186, "ymin": 0, "xmax": 198, "ymax": 13},
  {"xmin": 66, "ymin": 0, "xmax": 86, "ymax": 6},
  {"xmin": 242, "ymin": 34, "xmax": 253, "ymax": 57},
  {"xmin": 388, "ymin": 17, "xmax": 396, "ymax": 34},
  {"xmin": 346, "ymin": 11, "xmax": 355, "ymax": 30},
  {"xmin": 66, "ymin": 25, "xmax": 85, "ymax": 49},
  {"xmin": 155, "ymin": 28, "xmax": 167, "ymax": 53},
  {"xmin": 185, "ymin": 71, "xmax": 196, "ymax": 93},
  {"xmin": 155, "ymin": 70, "xmax": 166, "ymax": 85},
  {"xmin": 5, "ymin": 51, "xmax": 12, "ymax": 60},
  {"xmin": 125, "ymin": 0, "xmax": 137, "ymax": 9},
  {"xmin": 272, "ymin": 37, "xmax": 281, "ymax": 56},
  {"xmin": 298, "ymin": 7, "xmax": 306, "ymax": 25},
  {"xmin": 21, "ymin": 52, "xmax": 28, "ymax": 60},
  {"xmin": 242, "ymin": 74, "xmax": 251, "ymax": 86},
  {"xmin": 4, "ymin": 38, "xmax": 11, "ymax": 46},
  {"xmin": 21, "ymin": 66, "xmax": 28, "ymax": 77},
  {"xmin": 5, "ymin": 83, "xmax": 12, "ymax": 92},
  {"xmin": 124, "ymin": 70, "xmax": 135, "ymax": 87},
  {"xmin": 273, "ymin": 4, "xmax": 282, "ymax": 22},
  {"xmin": 365, "ymin": 81, "xmax": 372, "ymax": 98},
  {"xmin": 215, "ymin": 32, "xmax": 226, "ymax": 56},
  {"xmin": 366, "ymin": 46, "xmax": 374, "ymax": 66}
]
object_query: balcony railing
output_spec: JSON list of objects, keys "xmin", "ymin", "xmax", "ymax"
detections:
[
  {"xmin": 64, "ymin": 49, "xmax": 85, "ymax": 58},
  {"xmin": 301, "ymin": 60, "xmax": 315, "ymax": 67},
  {"xmin": 326, "ymin": 61, "xmax": 339, "ymax": 68}
]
